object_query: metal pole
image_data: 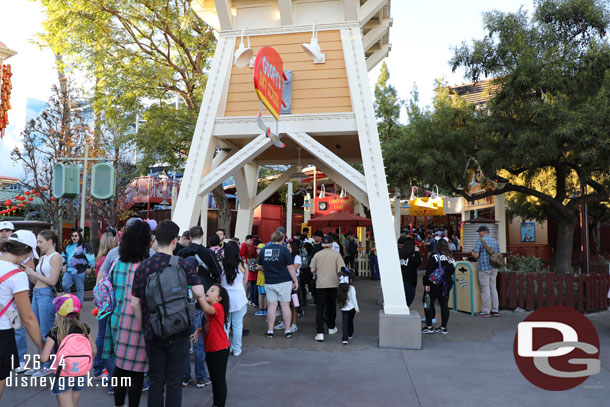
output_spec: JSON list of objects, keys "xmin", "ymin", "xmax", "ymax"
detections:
[
  {"xmin": 286, "ymin": 182, "xmax": 293, "ymax": 237},
  {"xmin": 312, "ymin": 166, "xmax": 317, "ymax": 215},
  {"xmin": 581, "ymin": 183, "xmax": 590, "ymax": 274},
  {"xmin": 80, "ymin": 145, "xmax": 89, "ymax": 230}
]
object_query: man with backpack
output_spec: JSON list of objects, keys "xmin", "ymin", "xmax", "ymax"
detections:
[
  {"xmin": 176, "ymin": 225, "xmax": 220, "ymax": 389},
  {"xmin": 131, "ymin": 220, "xmax": 205, "ymax": 407}
]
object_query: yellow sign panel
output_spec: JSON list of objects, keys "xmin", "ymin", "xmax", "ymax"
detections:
[{"xmin": 407, "ymin": 197, "xmax": 444, "ymax": 216}]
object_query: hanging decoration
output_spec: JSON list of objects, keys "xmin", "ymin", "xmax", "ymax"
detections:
[
  {"xmin": 0, "ymin": 64, "xmax": 12, "ymax": 139},
  {"xmin": 1, "ymin": 188, "xmax": 43, "ymax": 218}
]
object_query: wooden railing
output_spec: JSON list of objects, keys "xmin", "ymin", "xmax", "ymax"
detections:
[{"xmin": 497, "ymin": 271, "xmax": 610, "ymax": 313}]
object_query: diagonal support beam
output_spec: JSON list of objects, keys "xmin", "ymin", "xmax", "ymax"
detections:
[
  {"xmin": 199, "ymin": 134, "xmax": 272, "ymax": 196},
  {"xmin": 285, "ymin": 132, "xmax": 367, "ymax": 194},
  {"xmin": 278, "ymin": 0, "xmax": 293, "ymax": 25},
  {"xmin": 366, "ymin": 43, "xmax": 390, "ymax": 71},
  {"xmin": 311, "ymin": 160, "xmax": 369, "ymax": 208},
  {"xmin": 360, "ymin": 0, "xmax": 388, "ymax": 25},
  {"xmin": 252, "ymin": 165, "xmax": 297, "ymax": 208},
  {"xmin": 363, "ymin": 18, "xmax": 391, "ymax": 51}
]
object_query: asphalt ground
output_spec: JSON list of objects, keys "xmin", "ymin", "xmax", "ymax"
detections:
[{"xmin": 3, "ymin": 276, "xmax": 609, "ymax": 406}]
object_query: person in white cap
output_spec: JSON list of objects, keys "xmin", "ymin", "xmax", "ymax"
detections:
[
  {"xmin": 0, "ymin": 230, "xmax": 44, "ymax": 399},
  {"xmin": 0, "ymin": 221, "xmax": 15, "ymax": 240}
]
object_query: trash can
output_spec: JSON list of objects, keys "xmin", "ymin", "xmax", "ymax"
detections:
[{"xmin": 448, "ymin": 261, "xmax": 481, "ymax": 315}]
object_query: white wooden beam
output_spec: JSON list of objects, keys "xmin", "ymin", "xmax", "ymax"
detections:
[
  {"xmin": 363, "ymin": 18, "xmax": 391, "ymax": 51},
  {"xmin": 366, "ymin": 43, "xmax": 390, "ymax": 71},
  {"xmin": 285, "ymin": 132, "xmax": 368, "ymax": 194},
  {"xmin": 213, "ymin": 113, "xmax": 358, "ymax": 137},
  {"xmin": 214, "ymin": 0, "xmax": 233, "ymax": 31},
  {"xmin": 341, "ymin": 27, "xmax": 408, "ymax": 315},
  {"xmin": 344, "ymin": 0, "xmax": 359, "ymax": 21},
  {"xmin": 252, "ymin": 165, "xmax": 297, "ymax": 208},
  {"xmin": 234, "ymin": 163, "xmax": 259, "ymax": 240},
  {"xmin": 173, "ymin": 35, "xmax": 236, "ymax": 232},
  {"xmin": 278, "ymin": 0, "xmax": 293, "ymax": 25},
  {"xmin": 360, "ymin": 0, "xmax": 388, "ymax": 26},
  {"xmin": 199, "ymin": 134, "xmax": 272, "ymax": 195}
]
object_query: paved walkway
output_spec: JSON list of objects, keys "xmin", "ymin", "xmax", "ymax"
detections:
[{"xmin": 3, "ymin": 278, "xmax": 609, "ymax": 406}]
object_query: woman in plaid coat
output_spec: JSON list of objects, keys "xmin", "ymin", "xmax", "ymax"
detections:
[{"xmin": 102, "ymin": 220, "xmax": 151, "ymax": 407}]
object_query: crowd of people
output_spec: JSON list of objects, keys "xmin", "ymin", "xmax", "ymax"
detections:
[
  {"xmin": 0, "ymin": 219, "xmax": 363, "ymax": 407},
  {"xmin": 0, "ymin": 216, "xmax": 501, "ymax": 406}
]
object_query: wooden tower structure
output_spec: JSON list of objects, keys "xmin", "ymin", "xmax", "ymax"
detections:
[{"xmin": 174, "ymin": 0, "xmax": 420, "ymax": 347}]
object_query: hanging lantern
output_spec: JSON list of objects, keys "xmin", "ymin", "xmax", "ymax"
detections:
[
  {"xmin": 27, "ymin": 197, "xmax": 33, "ymax": 202},
  {"xmin": 24, "ymin": 191, "xmax": 30, "ymax": 196},
  {"xmin": 4, "ymin": 199, "xmax": 10, "ymax": 206},
  {"xmin": 51, "ymin": 197, "xmax": 55, "ymax": 202}
]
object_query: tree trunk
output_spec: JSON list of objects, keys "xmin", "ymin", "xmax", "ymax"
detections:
[
  {"xmin": 212, "ymin": 184, "xmax": 232, "ymax": 237},
  {"xmin": 555, "ymin": 215, "xmax": 576, "ymax": 274}
]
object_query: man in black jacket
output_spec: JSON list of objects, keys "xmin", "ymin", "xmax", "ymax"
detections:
[
  {"xmin": 176, "ymin": 225, "xmax": 220, "ymax": 389},
  {"xmin": 177, "ymin": 226, "xmax": 221, "ymax": 290}
]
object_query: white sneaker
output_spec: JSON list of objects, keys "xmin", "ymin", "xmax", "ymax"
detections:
[
  {"xmin": 328, "ymin": 327, "xmax": 338, "ymax": 335},
  {"xmin": 24, "ymin": 368, "xmax": 37, "ymax": 376},
  {"xmin": 274, "ymin": 322, "xmax": 285, "ymax": 330},
  {"xmin": 289, "ymin": 324, "xmax": 298, "ymax": 333},
  {"xmin": 32, "ymin": 367, "xmax": 52, "ymax": 377},
  {"xmin": 14, "ymin": 363, "xmax": 27, "ymax": 373},
  {"xmin": 314, "ymin": 333, "xmax": 324, "ymax": 341}
]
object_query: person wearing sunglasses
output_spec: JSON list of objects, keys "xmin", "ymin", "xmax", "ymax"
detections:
[{"xmin": 61, "ymin": 229, "xmax": 94, "ymax": 303}]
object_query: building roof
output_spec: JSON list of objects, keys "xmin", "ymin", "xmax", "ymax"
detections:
[{"xmin": 447, "ymin": 79, "xmax": 500, "ymax": 106}]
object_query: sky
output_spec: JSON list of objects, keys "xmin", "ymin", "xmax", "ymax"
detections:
[{"xmin": 0, "ymin": 0, "xmax": 535, "ymax": 179}]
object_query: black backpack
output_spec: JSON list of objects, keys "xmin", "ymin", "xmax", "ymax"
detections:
[{"xmin": 145, "ymin": 256, "xmax": 194, "ymax": 339}]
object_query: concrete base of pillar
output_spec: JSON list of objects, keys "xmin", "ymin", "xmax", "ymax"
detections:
[
  {"xmin": 378, "ymin": 310, "xmax": 422, "ymax": 350},
  {"xmin": 377, "ymin": 285, "xmax": 384, "ymax": 306}
]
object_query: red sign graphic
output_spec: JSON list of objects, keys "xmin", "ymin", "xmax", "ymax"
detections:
[
  {"xmin": 253, "ymin": 46, "xmax": 285, "ymax": 120},
  {"xmin": 513, "ymin": 305, "xmax": 600, "ymax": 391}
]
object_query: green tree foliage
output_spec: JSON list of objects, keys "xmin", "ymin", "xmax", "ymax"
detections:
[
  {"xmin": 385, "ymin": 0, "xmax": 610, "ymax": 274},
  {"xmin": 38, "ymin": 0, "xmax": 237, "ymax": 232},
  {"xmin": 11, "ymin": 78, "xmax": 91, "ymax": 233},
  {"xmin": 374, "ymin": 61, "xmax": 402, "ymax": 142}
]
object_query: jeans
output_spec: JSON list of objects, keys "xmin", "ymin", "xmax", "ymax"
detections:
[
  {"xmin": 206, "ymin": 348, "xmax": 229, "ymax": 407},
  {"xmin": 93, "ymin": 315, "xmax": 115, "ymax": 378},
  {"xmin": 369, "ymin": 254, "xmax": 380, "ymax": 280},
  {"xmin": 145, "ymin": 335, "xmax": 190, "ymax": 407},
  {"xmin": 248, "ymin": 281, "xmax": 259, "ymax": 306},
  {"xmin": 478, "ymin": 268, "xmax": 499, "ymax": 314},
  {"xmin": 225, "ymin": 305, "xmax": 247, "ymax": 354},
  {"xmin": 32, "ymin": 286, "xmax": 55, "ymax": 368},
  {"xmin": 183, "ymin": 309, "xmax": 208, "ymax": 381},
  {"xmin": 62, "ymin": 272, "xmax": 86, "ymax": 304},
  {"xmin": 314, "ymin": 288, "xmax": 337, "ymax": 334},
  {"xmin": 341, "ymin": 309, "xmax": 356, "ymax": 341},
  {"xmin": 32, "ymin": 287, "xmax": 55, "ymax": 338},
  {"xmin": 403, "ymin": 282, "xmax": 416, "ymax": 307},
  {"xmin": 14, "ymin": 326, "xmax": 27, "ymax": 364}
]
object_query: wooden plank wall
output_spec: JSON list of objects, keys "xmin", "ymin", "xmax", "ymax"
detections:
[
  {"xmin": 225, "ymin": 30, "xmax": 352, "ymax": 117},
  {"xmin": 497, "ymin": 271, "xmax": 610, "ymax": 312}
]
